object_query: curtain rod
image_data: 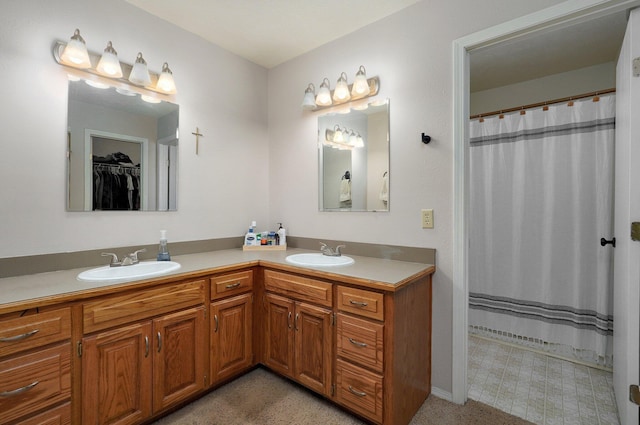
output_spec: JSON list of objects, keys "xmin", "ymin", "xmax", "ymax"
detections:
[{"xmin": 470, "ymin": 88, "xmax": 616, "ymax": 120}]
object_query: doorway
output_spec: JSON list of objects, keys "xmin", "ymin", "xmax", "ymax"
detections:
[{"xmin": 452, "ymin": 2, "xmax": 640, "ymax": 423}]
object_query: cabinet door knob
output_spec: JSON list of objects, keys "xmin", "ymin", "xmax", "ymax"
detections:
[
  {"xmin": 213, "ymin": 314, "xmax": 219, "ymax": 333},
  {"xmin": 287, "ymin": 312, "xmax": 292, "ymax": 329},
  {"xmin": 295, "ymin": 313, "xmax": 299, "ymax": 331},
  {"xmin": 157, "ymin": 331, "xmax": 162, "ymax": 353},
  {"xmin": 144, "ymin": 336, "xmax": 149, "ymax": 357}
]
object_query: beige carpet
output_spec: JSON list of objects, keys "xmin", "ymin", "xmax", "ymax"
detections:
[{"xmin": 152, "ymin": 368, "xmax": 534, "ymax": 425}]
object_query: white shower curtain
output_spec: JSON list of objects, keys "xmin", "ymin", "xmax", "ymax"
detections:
[{"xmin": 468, "ymin": 94, "xmax": 615, "ymax": 367}]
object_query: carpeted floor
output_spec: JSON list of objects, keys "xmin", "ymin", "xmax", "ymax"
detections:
[{"xmin": 152, "ymin": 367, "xmax": 534, "ymax": 425}]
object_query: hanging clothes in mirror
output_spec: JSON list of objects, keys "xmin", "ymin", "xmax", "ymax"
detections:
[{"xmin": 340, "ymin": 170, "xmax": 352, "ymax": 208}]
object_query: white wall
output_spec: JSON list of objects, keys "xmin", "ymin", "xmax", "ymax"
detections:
[
  {"xmin": 267, "ymin": 0, "xmax": 565, "ymax": 394},
  {"xmin": 471, "ymin": 61, "xmax": 616, "ymax": 115},
  {"xmin": 0, "ymin": 0, "xmax": 269, "ymax": 257}
]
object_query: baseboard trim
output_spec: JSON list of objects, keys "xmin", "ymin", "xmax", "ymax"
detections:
[{"xmin": 431, "ymin": 386, "xmax": 454, "ymax": 403}]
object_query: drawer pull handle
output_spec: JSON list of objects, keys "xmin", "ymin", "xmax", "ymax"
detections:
[
  {"xmin": 0, "ymin": 329, "xmax": 39, "ymax": 342},
  {"xmin": 295, "ymin": 313, "xmax": 299, "ymax": 331},
  {"xmin": 348, "ymin": 386, "xmax": 367, "ymax": 397},
  {"xmin": 349, "ymin": 300, "xmax": 368, "ymax": 307},
  {"xmin": 0, "ymin": 381, "xmax": 39, "ymax": 397},
  {"xmin": 287, "ymin": 312, "xmax": 292, "ymax": 329},
  {"xmin": 225, "ymin": 282, "xmax": 241, "ymax": 289},
  {"xmin": 144, "ymin": 336, "xmax": 149, "ymax": 357},
  {"xmin": 157, "ymin": 332, "xmax": 162, "ymax": 353},
  {"xmin": 214, "ymin": 314, "xmax": 219, "ymax": 333},
  {"xmin": 348, "ymin": 338, "xmax": 367, "ymax": 348}
]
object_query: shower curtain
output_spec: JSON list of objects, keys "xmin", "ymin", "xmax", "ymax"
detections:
[{"xmin": 468, "ymin": 94, "xmax": 615, "ymax": 367}]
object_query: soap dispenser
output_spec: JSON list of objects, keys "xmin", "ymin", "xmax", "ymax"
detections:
[
  {"xmin": 277, "ymin": 223, "xmax": 286, "ymax": 246},
  {"xmin": 157, "ymin": 230, "xmax": 171, "ymax": 261}
]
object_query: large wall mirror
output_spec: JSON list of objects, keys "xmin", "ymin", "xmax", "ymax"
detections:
[
  {"xmin": 318, "ymin": 99, "xmax": 389, "ymax": 212},
  {"xmin": 67, "ymin": 80, "xmax": 179, "ymax": 211}
]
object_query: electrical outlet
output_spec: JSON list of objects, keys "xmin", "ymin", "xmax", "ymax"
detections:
[{"xmin": 421, "ymin": 209, "xmax": 434, "ymax": 229}]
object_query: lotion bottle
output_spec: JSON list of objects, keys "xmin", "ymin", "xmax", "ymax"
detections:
[{"xmin": 244, "ymin": 221, "xmax": 257, "ymax": 246}]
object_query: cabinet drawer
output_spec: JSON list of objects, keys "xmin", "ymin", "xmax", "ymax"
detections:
[
  {"xmin": 210, "ymin": 270, "xmax": 253, "ymax": 300},
  {"xmin": 0, "ymin": 308, "xmax": 71, "ymax": 358},
  {"xmin": 83, "ymin": 279, "xmax": 205, "ymax": 333},
  {"xmin": 264, "ymin": 270, "xmax": 332, "ymax": 307},
  {"xmin": 0, "ymin": 343, "xmax": 71, "ymax": 425},
  {"xmin": 337, "ymin": 286, "xmax": 384, "ymax": 321},
  {"xmin": 335, "ymin": 359, "xmax": 383, "ymax": 424},
  {"xmin": 337, "ymin": 313, "xmax": 383, "ymax": 372},
  {"xmin": 18, "ymin": 402, "xmax": 70, "ymax": 425}
]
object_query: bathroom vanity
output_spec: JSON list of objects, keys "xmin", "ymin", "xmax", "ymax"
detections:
[{"xmin": 0, "ymin": 249, "xmax": 434, "ymax": 425}]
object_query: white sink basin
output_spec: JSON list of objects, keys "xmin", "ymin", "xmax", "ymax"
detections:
[
  {"xmin": 77, "ymin": 261, "xmax": 181, "ymax": 283},
  {"xmin": 285, "ymin": 253, "xmax": 354, "ymax": 267}
]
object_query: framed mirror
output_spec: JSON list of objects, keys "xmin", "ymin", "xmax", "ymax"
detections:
[
  {"xmin": 318, "ymin": 99, "xmax": 389, "ymax": 211},
  {"xmin": 67, "ymin": 80, "xmax": 179, "ymax": 211}
]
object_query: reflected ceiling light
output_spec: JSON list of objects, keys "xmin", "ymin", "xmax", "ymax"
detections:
[
  {"xmin": 141, "ymin": 94, "xmax": 162, "ymax": 104},
  {"xmin": 301, "ymin": 83, "xmax": 316, "ymax": 110},
  {"xmin": 116, "ymin": 88, "xmax": 137, "ymax": 96},
  {"xmin": 302, "ymin": 65, "xmax": 379, "ymax": 111},
  {"xmin": 351, "ymin": 65, "xmax": 370, "ymax": 97},
  {"xmin": 354, "ymin": 133, "xmax": 365, "ymax": 148},
  {"xmin": 84, "ymin": 79, "xmax": 110, "ymax": 89},
  {"xmin": 315, "ymin": 78, "xmax": 332, "ymax": 107},
  {"xmin": 129, "ymin": 52, "xmax": 152, "ymax": 86},
  {"xmin": 96, "ymin": 41, "xmax": 123, "ymax": 78},
  {"xmin": 324, "ymin": 125, "xmax": 364, "ymax": 150},
  {"xmin": 60, "ymin": 29, "xmax": 91, "ymax": 68},
  {"xmin": 156, "ymin": 62, "xmax": 176, "ymax": 94},
  {"xmin": 333, "ymin": 125, "xmax": 345, "ymax": 143},
  {"xmin": 333, "ymin": 72, "xmax": 351, "ymax": 102}
]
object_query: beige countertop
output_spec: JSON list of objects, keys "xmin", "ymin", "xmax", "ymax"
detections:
[{"xmin": 0, "ymin": 248, "xmax": 435, "ymax": 314}]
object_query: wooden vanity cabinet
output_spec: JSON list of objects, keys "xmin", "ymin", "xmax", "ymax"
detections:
[
  {"xmin": 0, "ymin": 307, "xmax": 72, "ymax": 425},
  {"xmin": 81, "ymin": 279, "xmax": 206, "ymax": 425},
  {"xmin": 263, "ymin": 270, "xmax": 333, "ymax": 397},
  {"xmin": 209, "ymin": 270, "xmax": 254, "ymax": 384}
]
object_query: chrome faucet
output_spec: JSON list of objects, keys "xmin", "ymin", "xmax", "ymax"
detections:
[
  {"xmin": 101, "ymin": 248, "xmax": 146, "ymax": 267},
  {"xmin": 319, "ymin": 242, "xmax": 346, "ymax": 257}
]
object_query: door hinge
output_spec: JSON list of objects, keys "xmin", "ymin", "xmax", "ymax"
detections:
[
  {"xmin": 630, "ymin": 385, "xmax": 640, "ymax": 405},
  {"xmin": 331, "ymin": 312, "xmax": 336, "ymax": 326},
  {"xmin": 331, "ymin": 383, "xmax": 336, "ymax": 396},
  {"xmin": 634, "ymin": 58, "xmax": 640, "ymax": 77},
  {"xmin": 77, "ymin": 341, "xmax": 82, "ymax": 357},
  {"xmin": 631, "ymin": 222, "xmax": 640, "ymax": 241}
]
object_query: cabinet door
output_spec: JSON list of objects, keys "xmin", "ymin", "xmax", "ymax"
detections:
[
  {"xmin": 82, "ymin": 322, "xmax": 153, "ymax": 425},
  {"xmin": 153, "ymin": 306, "xmax": 206, "ymax": 412},
  {"xmin": 294, "ymin": 302, "xmax": 333, "ymax": 396},
  {"xmin": 211, "ymin": 293, "xmax": 253, "ymax": 383},
  {"xmin": 264, "ymin": 293, "xmax": 294, "ymax": 376}
]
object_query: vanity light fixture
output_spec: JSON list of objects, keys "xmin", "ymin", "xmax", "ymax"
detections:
[
  {"xmin": 324, "ymin": 125, "xmax": 365, "ymax": 150},
  {"xmin": 316, "ymin": 78, "xmax": 332, "ymax": 107},
  {"xmin": 156, "ymin": 62, "xmax": 176, "ymax": 94},
  {"xmin": 96, "ymin": 41, "xmax": 123, "ymax": 78},
  {"xmin": 301, "ymin": 83, "xmax": 316, "ymax": 110},
  {"xmin": 128, "ymin": 52, "xmax": 152, "ymax": 86},
  {"xmin": 53, "ymin": 28, "xmax": 177, "ymax": 96},
  {"xmin": 333, "ymin": 72, "xmax": 351, "ymax": 102},
  {"xmin": 60, "ymin": 29, "xmax": 91, "ymax": 68},
  {"xmin": 351, "ymin": 65, "xmax": 370, "ymax": 97},
  {"xmin": 302, "ymin": 65, "xmax": 379, "ymax": 111}
]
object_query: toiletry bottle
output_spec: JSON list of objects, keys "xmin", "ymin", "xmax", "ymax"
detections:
[
  {"xmin": 244, "ymin": 228, "xmax": 256, "ymax": 246},
  {"xmin": 277, "ymin": 223, "xmax": 286, "ymax": 246},
  {"xmin": 157, "ymin": 230, "xmax": 171, "ymax": 261}
]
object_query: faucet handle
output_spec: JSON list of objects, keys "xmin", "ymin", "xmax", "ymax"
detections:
[
  {"xmin": 101, "ymin": 252, "xmax": 119, "ymax": 266},
  {"xmin": 335, "ymin": 245, "xmax": 346, "ymax": 255},
  {"xmin": 129, "ymin": 248, "xmax": 146, "ymax": 261}
]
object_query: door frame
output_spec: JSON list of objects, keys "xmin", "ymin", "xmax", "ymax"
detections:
[{"xmin": 452, "ymin": 0, "xmax": 640, "ymax": 405}]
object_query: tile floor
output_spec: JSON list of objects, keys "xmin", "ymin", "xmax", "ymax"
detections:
[{"xmin": 468, "ymin": 335, "xmax": 620, "ymax": 425}]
